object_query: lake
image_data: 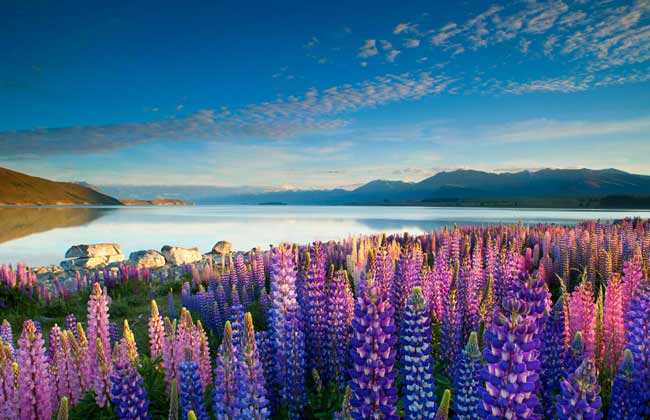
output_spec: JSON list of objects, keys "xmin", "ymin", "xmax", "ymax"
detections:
[{"xmin": 1, "ymin": 205, "xmax": 650, "ymax": 267}]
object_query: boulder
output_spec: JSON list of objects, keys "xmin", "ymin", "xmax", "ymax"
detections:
[
  {"xmin": 161, "ymin": 245, "xmax": 202, "ymax": 266},
  {"xmin": 129, "ymin": 250, "xmax": 166, "ymax": 269},
  {"xmin": 211, "ymin": 241, "xmax": 232, "ymax": 255},
  {"xmin": 65, "ymin": 243, "xmax": 122, "ymax": 259},
  {"xmin": 61, "ymin": 254, "xmax": 124, "ymax": 270}
]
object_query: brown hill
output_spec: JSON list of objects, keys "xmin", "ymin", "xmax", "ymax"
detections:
[{"xmin": 0, "ymin": 166, "xmax": 122, "ymax": 205}]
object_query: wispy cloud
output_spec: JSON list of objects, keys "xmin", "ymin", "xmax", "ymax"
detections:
[
  {"xmin": 0, "ymin": 71, "xmax": 453, "ymax": 156},
  {"xmin": 358, "ymin": 39, "xmax": 379, "ymax": 57},
  {"xmin": 386, "ymin": 49, "xmax": 401, "ymax": 62},
  {"xmin": 404, "ymin": 38, "xmax": 420, "ymax": 48}
]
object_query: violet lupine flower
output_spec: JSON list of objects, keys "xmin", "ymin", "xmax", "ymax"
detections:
[
  {"xmin": 179, "ymin": 357, "xmax": 209, "ymax": 420},
  {"xmin": 212, "ymin": 321, "xmax": 239, "ymax": 420},
  {"xmin": 18, "ymin": 320, "xmax": 53, "ymax": 420},
  {"xmin": 453, "ymin": 331, "xmax": 481, "ymax": 420},
  {"xmin": 564, "ymin": 332, "xmax": 585, "ymax": 380},
  {"xmin": 72, "ymin": 323, "xmax": 93, "ymax": 392},
  {"xmin": 162, "ymin": 317, "xmax": 178, "ymax": 394},
  {"xmin": 400, "ymin": 286, "xmax": 436, "ymax": 419},
  {"xmin": 602, "ymin": 273, "xmax": 625, "ymax": 367},
  {"xmin": 109, "ymin": 321, "xmax": 121, "ymax": 349},
  {"xmin": 622, "ymin": 258, "xmax": 643, "ymax": 314},
  {"xmin": 302, "ymin": 244, "xmax": 328, "ymax": 378},
  {"xmin": 431, "ymin": 253, "xmax": 452, "ymax": 322},
  {"xmin": 349, "ymin": 276, "xmax": 399, "ymax": 420},
  {"xmin": 373, "ymin": 247, "xmax": 394, "ymax": 301},
  {"xmin": 540, "ymin": 297, "xmax": 568, "ymax": 418},
  {"xmin": 325, "ymin": 269, "xmax": 354, "ymax": 389},
  {"xmin": 556, "ymin": 358, "xmax": 603, "ymax": 420},
  {"xmin": 268, "ymin": 244, "xmax": 306, "ymax": 418},
  {"xmin": 625, "ymin": 283, "xmax": 650, "ymax": 417},
  {"xmin": 88, "ymin": 282, "xmax": 111, "ymax": 372},
  {"xmin": 49, "ymin": 323, "xmax": 62, "ymax": 362},
  {"xmin": 440, "ymin": 285, "xmax": 462, "ymax": 377},
  {"xmin": 569, "ymin": 279, "xmax": 596, "ymax": 359},
  {"xmin": 65, "ymin": 314, "xmax": 78, "ymax": 338},
  {"xmin": 94, "ymin": 337, "xmax": 113, "ymax": 407},
  {"xmin": 149, "ymin": 300, "xmax": 165, "ymax": 359},
  {"xmin": 196, "ymin": 321, "xmax": 213, "ymax": 389},
  {"xmin": 0, "ymin": 338, "xmax": 18, "ymax": 418},
  {"xmin": 392, "ymin": 246, "xmax": 421, "ymax": 327},
  {"xmin": 168, "ymin": 289, "xmax": 177, "ymax": 320},
  {"xmin": 608, "ymin": 348, "xmax": 640, "ymax": 419},
  {"xmin": 110, "ymin": 356, "xmax": 152, "ymax": 420},
  {"xmin": 0, "ymin": 319, "xmax": 12, "ymax": 348},
  {"xmin": 236, "ymin": 312, "xmax": 269, "ymax": 420},
  {"xmin": 254, "ymin": 252, "xmax": 266, "ymax": 296},
  {"xmin": 479, "ymin": 279, "xmax": 543, "ymax": 419}
]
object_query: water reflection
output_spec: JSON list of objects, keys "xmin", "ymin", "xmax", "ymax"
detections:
[
  {"xmin": 0, "ymin": 207, "xmax": 113, "ymax": 244},
  {"xmin": 0, "ymin": 205, "xmax": 649, "ymax": 267}
]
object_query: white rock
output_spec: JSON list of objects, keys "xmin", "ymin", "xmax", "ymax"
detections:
[
  {"xmin": 129, "ymin": 250, "xmax": 166, "ymax": 269},
  {"xmin": 65, "ymin": 243, "xmax": 122, "ymax": 258},
  {"xmin": 211, "ymin": 241, "xmax": 232, "ymax": 255},
  {"xmin": 161, "ymin": 245, "xmax": 202, "ymax": 266}
]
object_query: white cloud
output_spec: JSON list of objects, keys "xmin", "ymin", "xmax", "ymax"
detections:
[
  {"xmin": 386, "ymin": 50, "xmax": 401, "ymax": 62},
  {"xmin": 358, "ymin": 39, "xmax": 379, "ymax": 58},
  {"xmin": 393, "ymin": 22, "xmax": 418, "ymax": 35},
  {"xmin": 303, "ymin": 36, "xmax": 319, "ymax": 49},
  {"xmin": 380, "ymin": 40, "xmax": 392, "ymax": 50},
  {"xmin": 404, "ymin": 38, "xmax": 420, "ymax": 48}
]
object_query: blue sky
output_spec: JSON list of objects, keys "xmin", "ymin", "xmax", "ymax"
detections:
[{"xmin": 1, "ymin": 0, "xmax": 650, "ymax": 189}]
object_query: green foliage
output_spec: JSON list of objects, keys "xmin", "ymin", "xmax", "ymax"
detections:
[
  {"xmin": 68, "ymin": 393, "xmax": 118, "ymax": 420},
  {"xmin": 139, "ymin": 355, "xmax": 170, "ymax": 419}
]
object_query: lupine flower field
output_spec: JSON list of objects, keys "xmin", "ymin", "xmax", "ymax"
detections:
[{"xmin": 1, "ymin": 219, "xmax": 650, "ymax": 419}]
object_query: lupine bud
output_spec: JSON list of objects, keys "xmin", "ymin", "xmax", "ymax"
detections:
[
  {"xmin": 57, "ymin": 396, "xmax": 69, "ymax": 420},
  {"xmin": 434, "ymin": 389, "xmax": 451, "ymax": 420},
  {"xmin": 608, "ymin": 349, "xmax": 640, "ymax": 419}
]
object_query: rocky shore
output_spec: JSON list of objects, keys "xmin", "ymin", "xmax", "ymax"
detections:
[{"xmin": 31, "ymin": 240, "xmax": 238, "ymax": 283}]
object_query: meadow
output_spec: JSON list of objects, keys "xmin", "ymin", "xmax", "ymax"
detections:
[{"xmin": 1, "ymin": 219, "xmax": 649, "ymax": 420}]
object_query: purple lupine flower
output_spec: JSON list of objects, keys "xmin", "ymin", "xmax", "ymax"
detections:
[
  {"xmin": 608, "ymin": 348, "xmax": 641, "ymax": 419},
  {"xmin": 162, "ymin": 317, "xmax": 177, "ymax": 393},
  {"xmin": 236, "ymin": 312, "xmax": 269, "ymax": 420},
  {"xmin": 53, "ymin": 331, "xmax": 83, "ymax": 407},
  {"xmin": 94, "ymin": 337, "xmax": 113, "ymax": 407},
  {"xmin": 391, "ymin": 245, "xmax": 421, "ymax": 327},
  {"xmin": 0, "ymin": 319, "xmax": 13, "ymax": 348},
  {"xmin": 212, "ymin": 321, "xmax": 238, "ymax": 420},
  {"xmin": 569, "ymin": 280, "xmax": 596, "ymax": 359},
  {"xmin": 110, "ymin": 356, "xmax": 152, "ymax": 420},
  {"xmin": 168, "ymin": 289, "xmax": 177, "ymax": 320},
  {"xmin": 254, "ymin": 252, "xmax": 266, "ymax": 297},
  {"xmin": 268, "ymin": 244, "xmax": 306, "ymax": 418},
  {"xmin": 179, "ymin": 357, "xmax": 208, "ymax": 420},
  {"xmin": 148, "ymin": 300, "xmax": 165, "ymax": 359},
  {"xmin": 480, "ymin": 277, "xmax": 543, "ymax": 419},
  {"xmin": 0, "ymin": 335, "xmax": 18, "ymax": 418},
  {"xmin": 109, "ymin": 321, "xmax": 120, "ymax": 349},
  {"xmin": 556, "ymin": 358, "xmax": 603, "ymax": 420},
  {"xmin": 87, "ymin": 282, "xmax": 111, "ymax": 373},
  {"xmin": 325, "ymin": 269, "xmax": 354, "ymax": 389},
  {"xmin": 564, "ymin": 332, "xmax": 585, "ymax": 381},
  {"xmin": 373, "ymin": 247, "xmax": 394, "ymax": 301},
  {"xmin": 400, "ymin": 286, "xmax": 436, "ymax": 419},
  {"xmin": 65, "ymin": 314, "xmax": 78, "ymax": 339},
  {"xmin": 256, "ymin": 330, "xmax": 276, "ymax": 413},
  {"xmin": 453, "ymin": 331, "xmax": 481, "ymax": 420},
  {"xmin": 440, "ymin": 282, "xmax": 462, "ymax": 377},
  {"xmin": 540, "ymin": 296, "xmax": 568, "ymax": 418},
  {"xmin": 18, "ymin": 320, "xmax": 53, "ymax": 420},
  {"xmin": 625, "ymin": 283, "xmax": 650, "ymax": 417},
  {"xmin": 349, "ymin": 275, "xmax": 398, "ymax": 420},
  {"xmin": 302, "ymin": 243, "xmax": 328, "ymax": 377}
]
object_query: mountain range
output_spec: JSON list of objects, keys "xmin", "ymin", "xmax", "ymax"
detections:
[
  {"xmin": 171, "ymin": 168, "xmax": 650, "ymax": 206},
  {"xmin": 3, "ymin": 166, "xmax": 650, "ymax": 208}
]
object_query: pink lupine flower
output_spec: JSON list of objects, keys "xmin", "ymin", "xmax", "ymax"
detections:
[
  {"xmin": 93, "ymin": 337, "xmax": 113, "ymax": 407},
  {"xmin": 148, "ymin": 300, "xmax": 165, "ymax": 359},
  {"xmin": 602, "ymin": 273, "xmax": 625, "ymax": 367},
  {"xmin": 18, "ymin": 320, "xmax": 53, "ymax": 420},
  {"xmin": 87, "ymin": 282, "xmax": 111, "ymax": 372},
  {"xmin": 0, "ymin": 338, "xmax": 19, "ymax": 418},
  {"xmin": 570, "ymin": 280, "xmax": 596, "ymax": 359}
]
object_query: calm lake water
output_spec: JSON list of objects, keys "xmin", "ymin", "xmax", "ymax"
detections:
[{"xmin": 2, "ymin": 205, "xmax": 650, "ymax": 267}]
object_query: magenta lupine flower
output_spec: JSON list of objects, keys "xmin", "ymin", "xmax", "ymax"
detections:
[
  {"xmin": 212, "ymin": 321, "xmax": 239, "ymax": 420},
  {"xmin": 325, "ymin": 269, "xmax": 354, "ymax": 389},
  {"xmin": 349, "ymin": 275, "xmax": 399, "ymax": 420},
  {"xmin": 0, "ymin": 338, "xmax": 18, "ymax": 418},
  {"xmin": 162, "ymin": 317, "xmax": 178, "ymax": 393},
  {"xmin": 373, "ymin": 247, "xmax": 395, "ymax": 300},
  {"xmin": 391, "ymin": 245, "xmax": 421, "ymax": 326},
  {"xmin": 88, "ymin": 282, "xmax": 111, "ymax": 372},
  {"xmin": 480, "ymin": 277, "xmax": 543, "ymax": 419},
  {"xmin": 148, "ymin": 300, "xmax": 165, "ymax": 359},
  {"xmin": 569, "ymin": 279, "xmax": 596, "ymax": 359},
  {"xmin": 94, "ymin": 337, "xmax": 113, "ymax": 407},
  {"xmin": 53, "ymin": 331, "xmax": 83, "ymax": 406},
  {"xmin": 556, "ymin": 358, "xmax": 603, "ymax": 420},
  {"xmin": 302, "ymin": 243, "xmax": 328, "ymax": 377},
  {"xmin": 196, "ymin": 321, "xmax": 213, "ymax": 389},
  {"xmin": 18, "ymin": 320, "xmax": 53, "ymax": 420},
  {"xmin": 431, "ymin": 252, "xmax": 452, "ymax": 321},
  {"xmin": 236, "ymin": 312, "xmax": 269, "ymax": 420},
  {"xmin": 602, "ymin": 273, "xmax": 625, "ymax": 367}
]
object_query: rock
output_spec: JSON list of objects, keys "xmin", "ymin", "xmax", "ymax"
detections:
[
  {"xmin": 129, "ymin": 250, "xmax": 166, "ymax": 269},
  {"xmin": 65, "ymin": 243, "xmax": 122, "ymax": 259},
  {"xmin": 161, "ymin": 245, "xmax": 202, "ymax": 266},
  {"xmin": 211, "ymin": 241, "xmax": 232, "ymax": 255},
  {"xmin": 61, "ymin": 254, "xmax": 124, "ymax": 270}
]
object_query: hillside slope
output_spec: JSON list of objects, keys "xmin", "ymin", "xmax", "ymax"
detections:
[{"xmin": 0, "ymin": 167, "xmax": 122, "ymax": 205}]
